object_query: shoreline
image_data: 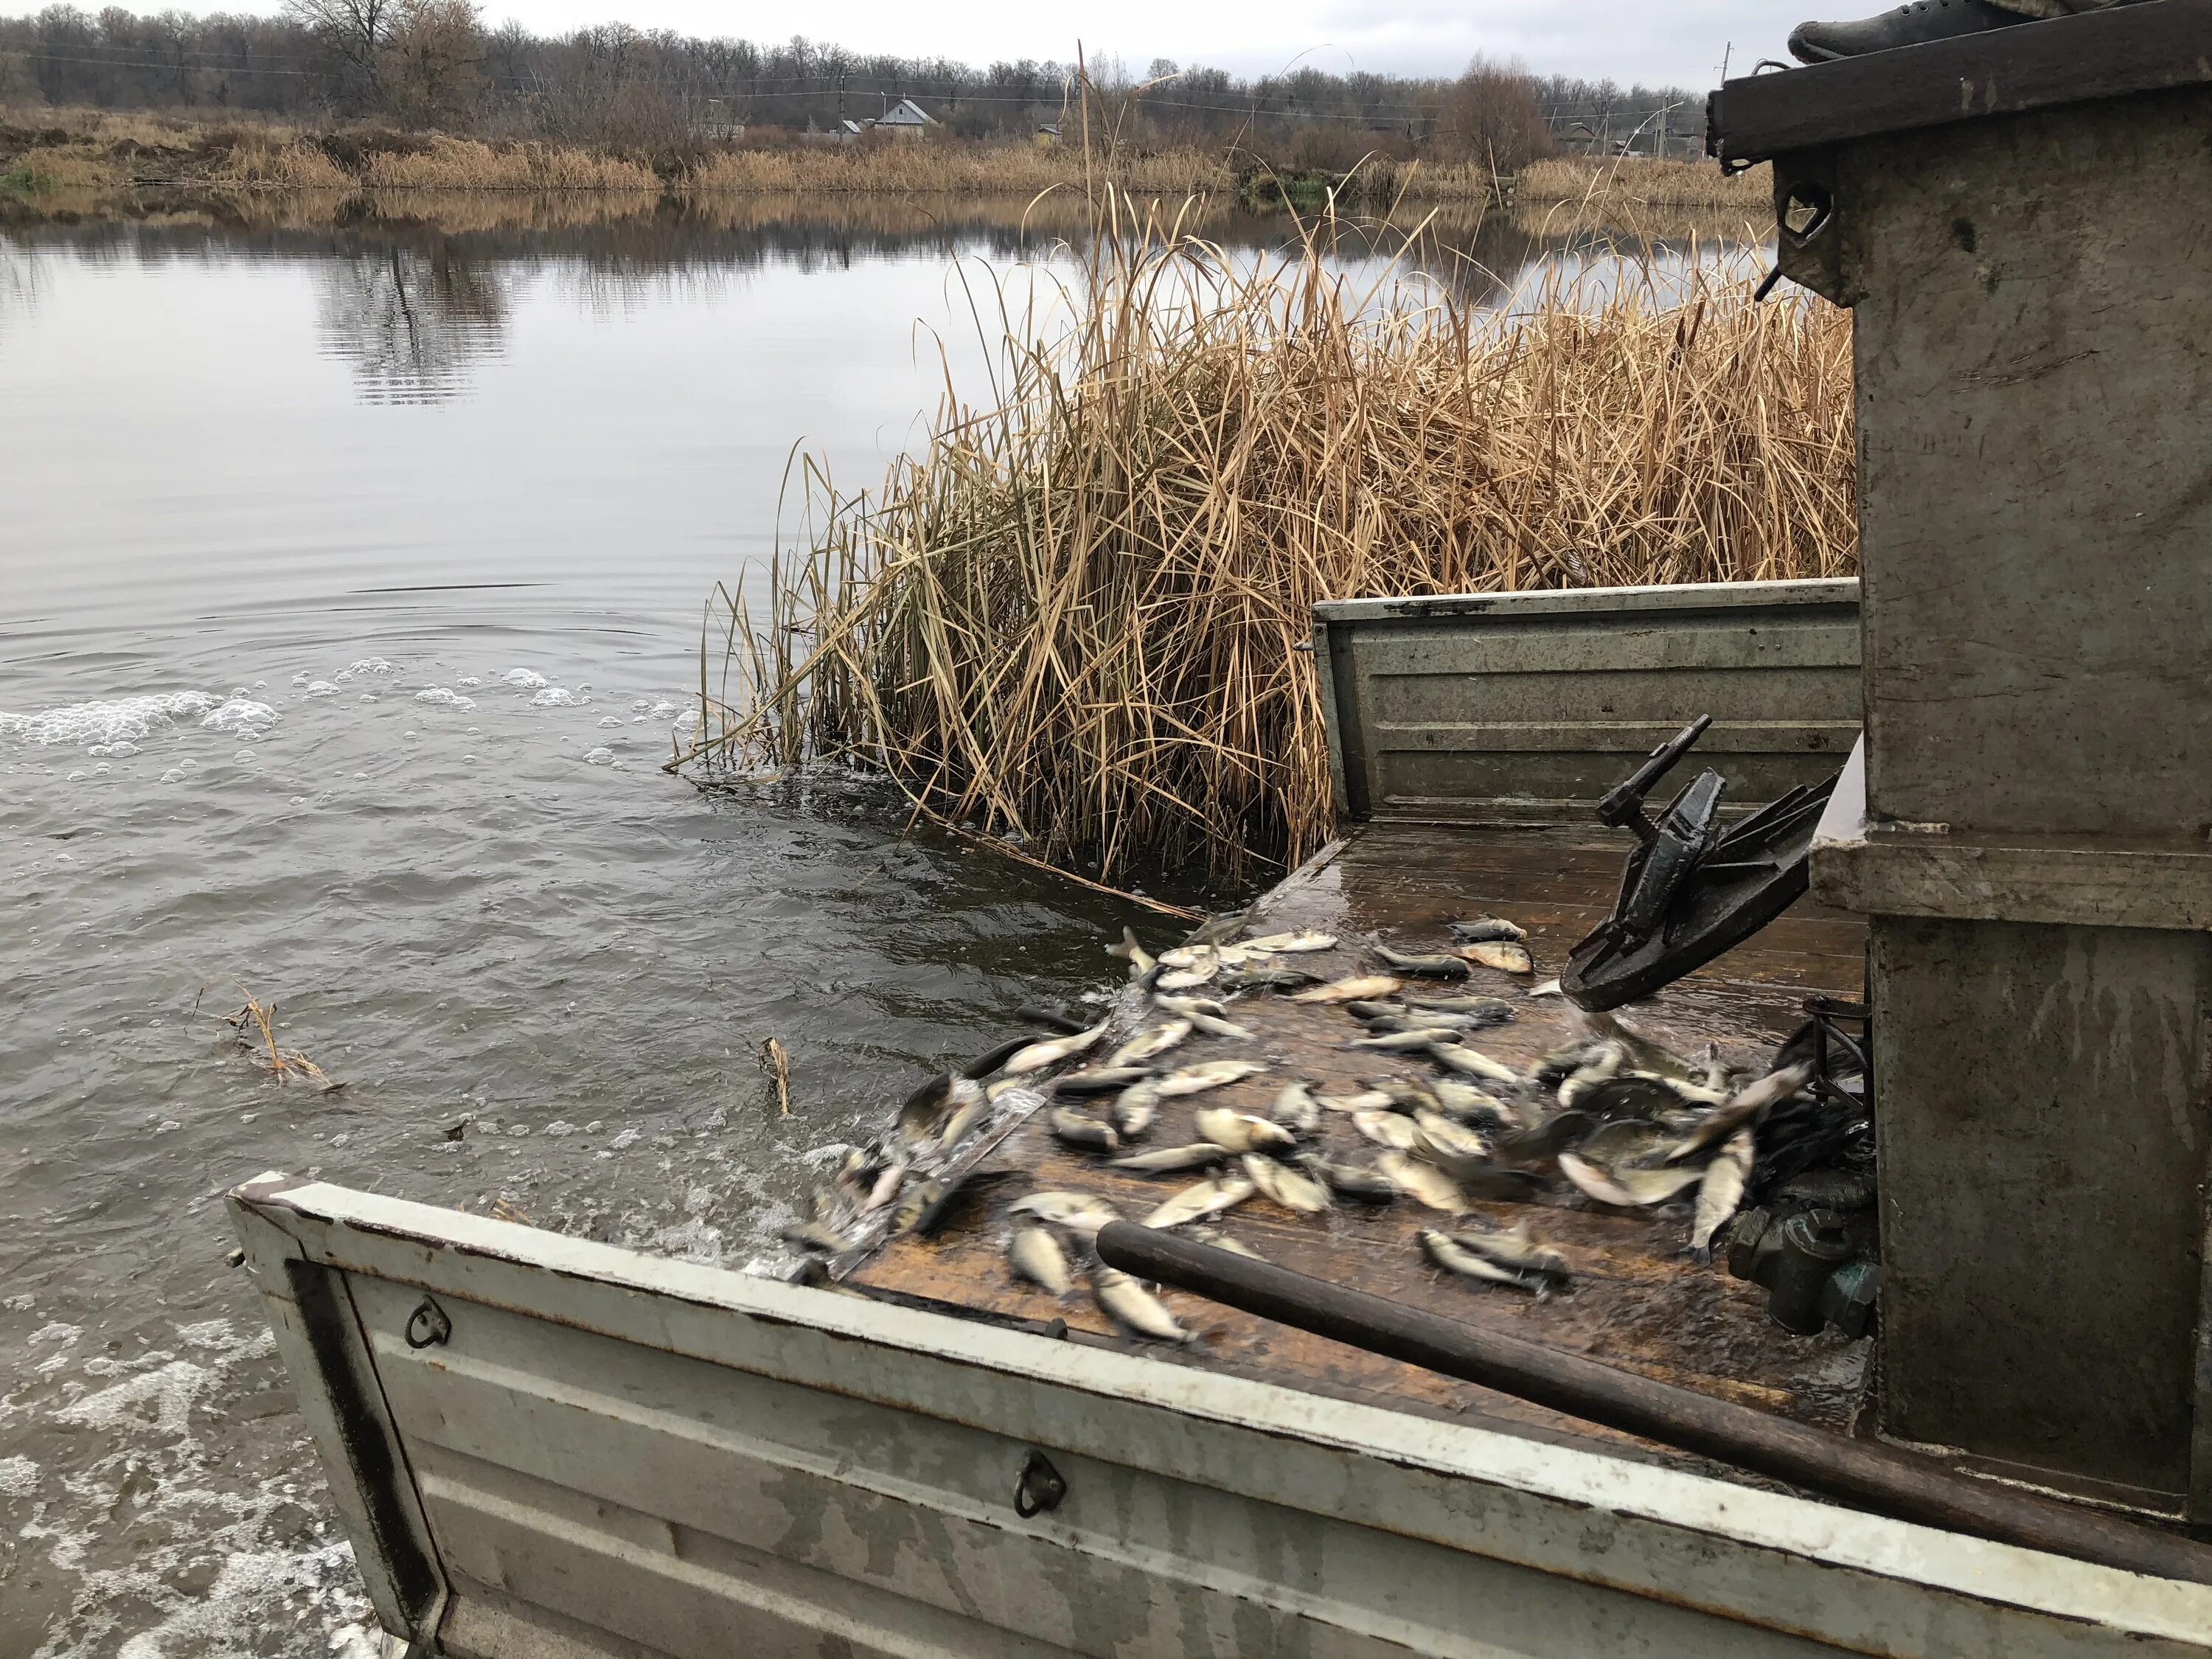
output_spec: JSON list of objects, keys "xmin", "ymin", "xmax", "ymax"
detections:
[{"xmin": 1, "ymin": 108, "xmax": 1770, "ymax": 215}]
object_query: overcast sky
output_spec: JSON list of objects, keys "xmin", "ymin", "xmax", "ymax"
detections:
[{"xmin": 465, "ymin": 0, "xmax": 1803, "ymax": 91}]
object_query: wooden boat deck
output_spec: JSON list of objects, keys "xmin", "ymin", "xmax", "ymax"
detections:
[{"xmin": 847, "ymin": 821, "xmax": 1871, "ymax": 1478}]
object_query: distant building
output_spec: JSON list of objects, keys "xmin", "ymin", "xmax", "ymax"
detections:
[{"xmin": 874, "ymin": 99, "xmax": 938, "ymax": 138}]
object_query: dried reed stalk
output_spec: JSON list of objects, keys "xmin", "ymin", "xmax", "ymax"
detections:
[{"xmin": 686, "ymin": 194, "xmax": 1855, "ymax": 884}]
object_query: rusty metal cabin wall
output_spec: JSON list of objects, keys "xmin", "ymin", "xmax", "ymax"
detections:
[
  {"xmin": 1843, "ymin": 86, "xmax": 2212, "ymax": 835},
  {"xmin": 1312, "ymin": 580, "xmax": 1861, "ymax": 827}
]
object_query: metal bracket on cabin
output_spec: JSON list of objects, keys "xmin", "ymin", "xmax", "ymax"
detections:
[{"xmin": 1563, "ymin": 716, "xmax": 1846, "ymax": 1009}]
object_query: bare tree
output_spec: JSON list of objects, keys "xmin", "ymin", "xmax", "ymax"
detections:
[
  {"xmin": 382, "ymin": 0, "xmax": 481, "ymax": 126},
  {"xmin": 285, "ymin": 0, "xmax": 397, "ymax": 108},
  {"xmin": 1441, "ymin": 57, "xmax": 1551, "ymax": 176}
]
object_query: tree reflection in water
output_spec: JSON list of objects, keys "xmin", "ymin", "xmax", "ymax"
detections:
[{"xmin": 315, "ymin": 242, "xmax": 508, "ymax": 403}]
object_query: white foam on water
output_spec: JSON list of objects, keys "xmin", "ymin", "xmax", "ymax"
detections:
[
  {"xmin": 199, "ymin": 700, "xmax": 280, "ymax": 737},
  {"xmin": 344, "ymin": 658, "xmax": 394, "ymax": 677},
  {"xmin": 529, "ymin": 686, "xmax": 581, "ymax": 708},
  {"xmin": 597, "ymin": 716, "xmax": 623, "ymax": 728},
  {"xmin": 0, "ymin": 692, "xmax": 218, "ymax": 748},
  {"xmin": 503, "ymin": 667, "xmax": 549, "ymax": 689},
  {"xmin": 583, "ymin": 746, "xmax": 615, "ymax": 765},
  {"xmin": 29, "ymin": 1321, "xmax": 83, "ymax": 1347},
  {"xmin": 454, "ymin": 675, "xmax": 483, "ymax": 688},
  {"xmin": 302, "ymin": 681, "xmax": 337, "ymax": 698},
  {"xmin": 414, "ymin": 687, "xmax": 476, "ymax": 711},
  {"xmin": 0, "ymin": 1453, "xmax": 38, "ymax": 1496},
  {"xmin": 232, "ymin": 750, "xmax": 257, "ymax": 765},
  {"xmin": 160, "ymin": 769, "xmax": 187, "ymax": 785}
]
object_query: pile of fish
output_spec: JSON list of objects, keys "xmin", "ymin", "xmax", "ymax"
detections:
[{"xmin": 790, "ymin": 908, "xmax": 1871, "ymax": 1347}]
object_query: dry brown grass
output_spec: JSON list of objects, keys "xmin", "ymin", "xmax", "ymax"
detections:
[
  {"xmin": 358, "ymin": 136, "xmax": 658, "ymax": 191},
  {"xmin": 1520, "ymin": 155, "xmax": 1772, "ymax": 211},
  {"xmin": 1, "ymin": 146, "xmax": 122, "ymax": 192},
  {"xmin": 684, "ymin": 195, "xmax": 1854, "ymax": 884},
  {"xmin": 683, "ymin": 141, "xmax": 1235, "ymax": 197},
  {"xmin": 210, "ymin": 136, "xmax": 352, "ymax": 189}
]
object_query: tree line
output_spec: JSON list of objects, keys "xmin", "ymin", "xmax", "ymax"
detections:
[{"xmin": 0, "ymin": 3, "xmax": 1705, "ymax": 167}]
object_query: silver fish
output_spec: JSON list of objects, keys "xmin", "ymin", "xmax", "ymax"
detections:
[
  {"xmin": 1664, "ymin": 1063, "xmax": 1812, "ymax": 1165},
  {"xmin": 1110, "ymin": 1078, "xmax": 1161, "ymax": 1139},
  {"xmin": 1290, "ymin": 974, "xmax": 1402, "ymax": 1005},
  {"xmin": 1155, "ymin": 943, "xmax": 1220, "ymax": 970},
  {"xmin": 1343, "ymin": 1000, "xmax": 1410, "ymax": 1020},
  {"xmin": 1432, "ymin": 1079, "xmax": 1522, "ymax": 1128},
  {"xmin": 1295, "ymin": 1152, "xmax": 1397, "ymax": 1204},
  {"xmin": 1404, "ymin": 992, "xmax": 1517, "ymax": 1025},
  {"xmin": 1360, "ymin": 1012, "xmax": 1483, "ymax": 1035},
  {"xmin": 1459, "ymin": 941, "xmax": 1535, "ymax": 975},
  {"xmin": 1447, "ymin": 916, "xmax": 1528, "ymax": 945},
  {"xmin": 1426, "ymin": 1043, "xmax": 1522, "ymax": 1085},
  {"xmin": 1052, "ymin": 1065, "xmax": 1156, "ymax": 1097},
  {"xmin": 1242, "ymin": 1153, "xmax": 1332, "ymax": 1214},
  {"xmin": 1009, "ymin": 1225, "xmax": 1072, "ymax": 1295},
  {"xmin": 1317, "ymin": 1088, "xmax": 1396, "ymax": 1113},
  {"xmin": 1270, "ymin": 1080, "xmax": 1323, "ymax": 1135},
  {"xmin": 1091, "ymin": 1263, "xmax": 1192, "ymax": 1343},
  {"xmin": 1008, "ymin": 1191, "xmax": 1121, "ymax": 1237},
  {"xmin": 1152, "ymin": 993, "xmax": 1230, "ymax": 1019},
  {"xmin": 1110, "ymin": 1020, "xmax": 1192, "ymax": 1067},
  {"xmin": 1557, "ymin": 1044, "xmax": 1625, "ymax": 1109},
  {"xmin": 1420, "ymin": 1228, "xmax": 1540, "ymax": 1290},
  {"xmin": 1449, "ymin": 1222, "xmax": 1571, "ymax": 1283},
  {"xmin": 1691, "ymin": 1127, "xmax": 1755, "ymax": 1262},
  {"xmin": 1107, "ymin": 1141, "xmax": 1231, "ymax": 1175},
  {"xmin": 1050, "ymin": 1107, "xmax": 1120, "ymax": 1153},
  {"xmin": 1189, "ymin": 1012, "xmax": 1256, "ymax": 1042},
  {"xmin": 1558, "ymin": 1151, "xmax": 1701, "ymax": 1208},
  {"xmin": 1002, "ymin": 1017, "xmax": 1113, "ymax": 1077},
  {"xmin": 1573, "ymin": 1009, "xmax": 1700, "ymax": 1082},
  {"xmin": 1374, "ymin": 945, "xmax": 1471, "ymax": 979},
  {"xmin": 1217, "ymin": 966, "xmax": 1324, "ymax": 993},
  {"xmin": 1371, "ymin": 1076, "xmax": 1442, "ymax": 1113},
  {"xmin": 1107, "ymin": 927, "xmax": 1157, "ymax": 978},
  {"xmin": 1158, "ymin": 1060, "xmax": 1267, "ymax": 1097},
  {"xmin": 1378, "ymin": 1151, "xmax": 1467, "ymax": 1213},
  {"xmin": 1413, "ymin": 1110, "xmax": 1491, "ymax": 1163},
  {"xmin": 896, "ymin": 1072, "xmax": 984, "ymax": 1145},
  {"xmin": 1143, "ymin": 1173, "xmax": 1256, "ymax": 1228},
  {"xmin": 937, "ymin": 1095, "xmax": 990, "ymax": 1151},
  {"xmin": 859, "ymin": 1162, "xmax": 907, "ymax": 1215},
  {"xmin": 1241, "ymin": 930, "xmax": 1338, "ymax": 954},
  {"xmin": 1349, "ymin": 1029, "xmax": 1462, "ymax": 1052},
  {"xmin": 889, "ymin": 1178, "xmax": 940, "ymax": 1237},
  {"xmin": 1188, "ymin": 1227, "xmax": 1266, "ymax": 1261},
  {"xmin": 780, "ymin": 1220, "xmax": 855, "ymax": 1254},
  {"xmin": 1157, "ymin": 964, "xmax": 1222, "ymax": 991},
  {"xmin": 1193, "ymin": 1107, "xmax": 1296, "ymax": 1152},
  {"xmin": 1352, "ymin": 1110, "xmax": 1422, "ymax": 1151}
]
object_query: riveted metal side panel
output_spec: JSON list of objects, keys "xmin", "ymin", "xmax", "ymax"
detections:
[{"xmin": 1313, "ymin": 580, "xmax": 1860, "ymax": 824}]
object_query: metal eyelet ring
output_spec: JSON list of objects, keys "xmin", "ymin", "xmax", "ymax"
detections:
[
  {"xmin": 1013, "ymin": 1450, "xmax": 1067, "ymax": 1518},
  {"xmin": 405, "ymin": 1297, "xmax": 452, "ymax": 1349}
]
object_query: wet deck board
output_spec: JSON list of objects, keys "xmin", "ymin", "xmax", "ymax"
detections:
[{"xmin": 849, "ymin": 822, "xmax": 1869, "ymax": 1474}]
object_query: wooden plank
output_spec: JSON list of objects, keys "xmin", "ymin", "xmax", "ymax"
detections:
[{"xmin": 1708, "ymin": 0, "xmax": 2212, "ymax": 164}]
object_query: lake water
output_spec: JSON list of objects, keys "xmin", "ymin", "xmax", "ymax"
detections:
[{"xmin": 0, "ymin": 193, "xmax": 1749, "ymax": 1656}]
